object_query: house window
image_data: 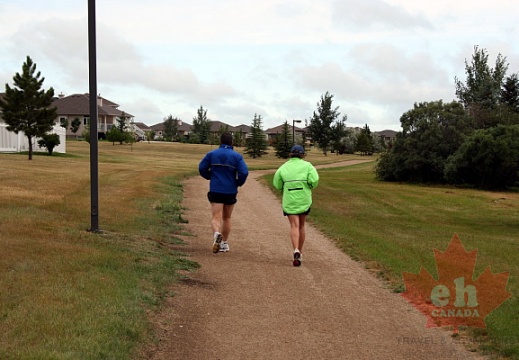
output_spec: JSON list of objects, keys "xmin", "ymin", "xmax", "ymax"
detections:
[{"xmin": 84, "ymin": 116, "xmax": 90, "ymax": 125}]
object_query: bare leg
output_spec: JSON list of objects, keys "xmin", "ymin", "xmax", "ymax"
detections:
[
  {"xmin": 298, "ymin": 214, "xmax": 307, "ymax": 252},
  {"xmin": 210, "ymin": 203, "xmax": 224, "ymax": 234},
  {"xmin": 287, "ymin": 215, "xmax": 301, "ymax": 251},
  {"xmin": 288, "ymin": 214, "xmax": 307, "ymax": 252},
  {"xmin": 220, "ymin": 204, "xmax": 235, "ymax": 241}
]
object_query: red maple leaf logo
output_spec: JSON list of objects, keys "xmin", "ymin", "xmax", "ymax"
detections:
[{"xmin": 402, "ymin": 234, "xmax": 511, "ymax": 332}]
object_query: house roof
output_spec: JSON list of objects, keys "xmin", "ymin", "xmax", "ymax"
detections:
[
  {"xmin": 133, "ymin": 122, "xmax": 151, "ymax": 130},
  {"xmin": 375, "ymin": 129, "xmax": 398, "ymax": 138},
  {"xmin": 265, "ymin": 124, "xmax": 305, "ymax": 134},
  {"xmin": 209, "ymin": 120, "xmax": 232, "ymax": 132},
  {"xmin": 232, "ymin": 124, "xmax": 251, "ymax": 133},
  {"xmin": 150, "ymin": 121, "xmax": 192, "ymax": 132},
  {"xmin": 52, "ymin": 93, "xmax": 133, "ymax": 117}
]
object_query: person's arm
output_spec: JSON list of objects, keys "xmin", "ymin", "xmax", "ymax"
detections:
[
  {"xmin": 273, "ymin": 168, "xmax": 283, "ymax": 190},
  {"xmin": 307, "ymin": 164, "xmax": 319, "ymax": 189},
  {"xmin": 236, "ymin": 157, "xmax": 249, "ymax": 187},
  {"xmin": 198, "ymin": 154, "xmax": 211, "ymax": 180}
]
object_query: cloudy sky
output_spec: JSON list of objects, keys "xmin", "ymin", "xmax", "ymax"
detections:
[{"xmin": 1, "ymin": 0, "xmax": 518, "ymax": 131}]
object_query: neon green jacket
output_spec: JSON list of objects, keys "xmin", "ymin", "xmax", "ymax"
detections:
[{"xmin": 273, "ymin": 158, "xmax": 319, "ymax": 214}]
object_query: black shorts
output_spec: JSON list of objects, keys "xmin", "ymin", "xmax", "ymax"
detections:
[
  {"xmin": 207, "ymin": 191, "xmax": 237, "ymax": 205},
  {"xmin": 283, "ymin": 207, "xmax": 311, "ymax": 216}
]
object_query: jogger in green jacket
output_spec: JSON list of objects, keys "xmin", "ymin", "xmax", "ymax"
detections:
[{"xmin": 273, "ymin": 145, "xmax": 319, "ymax": 266}]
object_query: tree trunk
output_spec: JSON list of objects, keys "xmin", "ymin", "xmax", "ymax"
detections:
[{"xmin": 28, "ymin": 135, "xmax": 33, "ymax": 160}]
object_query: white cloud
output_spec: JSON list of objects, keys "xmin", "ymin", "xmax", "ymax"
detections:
[
  {"xmin": 1, "ymin": 0, "xmax": 519, "ymax": 132},
  {"xmin": 331, "ymin": 0, "xmax": 434, "ymax": 31}
]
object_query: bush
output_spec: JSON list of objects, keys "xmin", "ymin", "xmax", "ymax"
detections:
[
  {"xmin": 37, "ymin": 133, "xmax": 60, "ymax": 155},
  {"xmin": 444, "ymin": 125, "xmax": 519, "ymax": 189}
]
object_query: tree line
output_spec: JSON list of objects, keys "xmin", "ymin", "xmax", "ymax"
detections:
[{"xmin": 375, "ymin": 46, "xmax": 519, "ymax": 190}]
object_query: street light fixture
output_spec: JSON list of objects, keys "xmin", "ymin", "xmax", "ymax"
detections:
[{"xmin": 292, "ymin": 119, "xmax": 302, "ymax": 145}]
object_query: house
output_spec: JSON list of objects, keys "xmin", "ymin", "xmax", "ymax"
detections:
[
  {"xmin": 149, "ymin": 120, "xmax": 251, "ymax": 141},
  {"xmin": 375, "ymin": 129, "xmax": 398, "ymax": 144},
  {"xmin": 265, "ymin": 124, "xmax": 306, "ymax": 144},
  {"xmin": 52, "ymin": 93, "xmax": 134, "ymax": 139},
  {"xmin": 150, "ymin": 120, "xmax": 192, "ymax": 140},
  {"xmin": 232, "ymin": 124, "xmax": 251, "ymax": 136},
  {"xmin": 0, "ymin": 92, "xmax": 66, "ymax": 154}
]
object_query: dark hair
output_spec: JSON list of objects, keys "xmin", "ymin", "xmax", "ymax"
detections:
[{"xmin": 220, "ymin": 132, "xmax": 233, "ymax": 146}]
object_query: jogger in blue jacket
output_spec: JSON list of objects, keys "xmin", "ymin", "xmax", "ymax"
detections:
[{"xmin": 199, "ymin": 133, "xmax": 249, "ymax": 253}]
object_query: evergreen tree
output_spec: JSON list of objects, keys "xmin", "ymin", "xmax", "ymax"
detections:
[
  {"xmin": 163, "ymin": 114, "xmax": 179, "ymax": 141},
  {"xmin": 275, "ymin": 121, "xmax": 291, "ymax": 158},
  {"xmin": 245, "ymin": 114, "xmax": 268, "ymax": 158},
  {"xmin": 307, "ymin": 92, "xmax": 347, "ymax": 156},
  {"xmin": 233, "ymin": 129, "xmax": 245, "ymax": 147},
  {"xmin": 192, "ymin": 106, "xmax": 211, "ymax": 144},
  {"xmin": 0, "ymin": 56, "xmax": 57, "ymax": 160},
  {"xmin": 355, "ymin": 124, "xmax": 374, "ymax": 155},
  {"xmin": 501, "ymin": 74, "xmax": 519, "ymax": 112}
]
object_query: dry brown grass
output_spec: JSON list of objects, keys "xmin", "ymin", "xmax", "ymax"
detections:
[{"xmin": 1, "ymin": 140, "xmax": 364, "ymax": 358}]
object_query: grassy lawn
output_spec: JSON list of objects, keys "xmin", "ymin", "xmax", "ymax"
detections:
[
  {"xmin": 264, "ymin": 161, "xmax": 518, "ymax": 359},
  {"xmin": 1, "ymin": 141, "xmax": 516, "ymax": 359}
]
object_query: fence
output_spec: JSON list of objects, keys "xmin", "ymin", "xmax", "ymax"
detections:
[{"xmin": 0, "ymin": 123, "xmax": 67, "ymax": 153}]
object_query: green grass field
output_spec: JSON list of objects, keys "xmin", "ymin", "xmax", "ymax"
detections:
[
  {"xmin": 264, "ymin": 162, "xmax": 518, "ymax": 359},
  {"xmin": 0, "ymin": 141, "xmax": 517, "ymax": 359}
]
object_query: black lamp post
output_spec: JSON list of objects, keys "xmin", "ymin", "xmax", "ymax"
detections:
[
  {"xmin": 292, "ymin": 119, "xmax": 302, "ymax": 145},
  {"xmin": 88, "ymin": 0, "xmax": 100, "ymax": 232}
]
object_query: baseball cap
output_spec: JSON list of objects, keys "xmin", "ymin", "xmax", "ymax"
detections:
[{"xmin": 290, "ymin": 145, "xmax": 305, "ymax": 155}]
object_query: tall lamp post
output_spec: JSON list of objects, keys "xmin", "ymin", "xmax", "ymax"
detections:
[
  {"xmin": 292, "ymin": 119, "xmax": 302, "ymax": 145},
  {"xmin": 88, "ymin": 0, "xmax": 100, "ymax": 232}
]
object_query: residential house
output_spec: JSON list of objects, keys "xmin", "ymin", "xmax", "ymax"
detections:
[
  {"xmin": 52, "ymin": 93, "xmax": 134, "ymax": 139},
  {"xmin": 150, "ymin": 120, "xmax": 192, "ymax": 140},
  {"xmin": 232, "ymin": 124, "xmax": 251, "ymax": 135},
  {"xmin": 133, "ymin": 122, "xmax": 150, "ymax": 140},
  {"xmin": 0, "ymin": 92, "xmax": 66, "ymax": 153},
  {"xmin": 265, "ymin": 124, "xmax": 306, "ymax": 145},
  {"xmin": 375, "ymin": 129, "xmax": 398, "ymax": 144},
  {"xmin": 149, "ymin": 120, "xmax": 251, "ymax": 141}
]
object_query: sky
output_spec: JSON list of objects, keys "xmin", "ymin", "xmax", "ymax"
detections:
[{"xmin": 1, "ymin": 0, "xmax": 518, "ymax": 131}]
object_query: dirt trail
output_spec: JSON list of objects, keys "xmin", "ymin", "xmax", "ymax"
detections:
[{"xmin": 145, "ymin": 160, "xmax": 484, "ymax": 360}]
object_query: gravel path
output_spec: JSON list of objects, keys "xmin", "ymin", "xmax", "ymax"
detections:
[{"xmin": 145, "ymin": 160, "xmax": 484, "ymax": 360}]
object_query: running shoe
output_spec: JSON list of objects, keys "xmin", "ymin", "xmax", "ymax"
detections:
[
  {"xmin": 219, "ymin": 241, "xmax": 230, "ymax": 252},
  {"xmin": 212, "ymin": 232, "xmax": 223, "ymax": 253},
  {"xmin": 293, "ymin": 251, "xmax": 302, "ymax": 267}
]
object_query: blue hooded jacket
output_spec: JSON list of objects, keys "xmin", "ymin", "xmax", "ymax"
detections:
[{"xmin": 199, "ymin": 144, "xmax": 249, "ymax": 194}]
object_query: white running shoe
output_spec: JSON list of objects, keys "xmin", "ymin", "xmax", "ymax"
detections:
[
  {"xmin": 219, "ymin": 241, "xmax": 230, "ymax": 252},
  {"xmin": 212, "ymin": 232, "xmax": 223, "ymax": 253},
  {"xmin": 293, "ymin": 250, "xmax": 302, "ymax": 267}
]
